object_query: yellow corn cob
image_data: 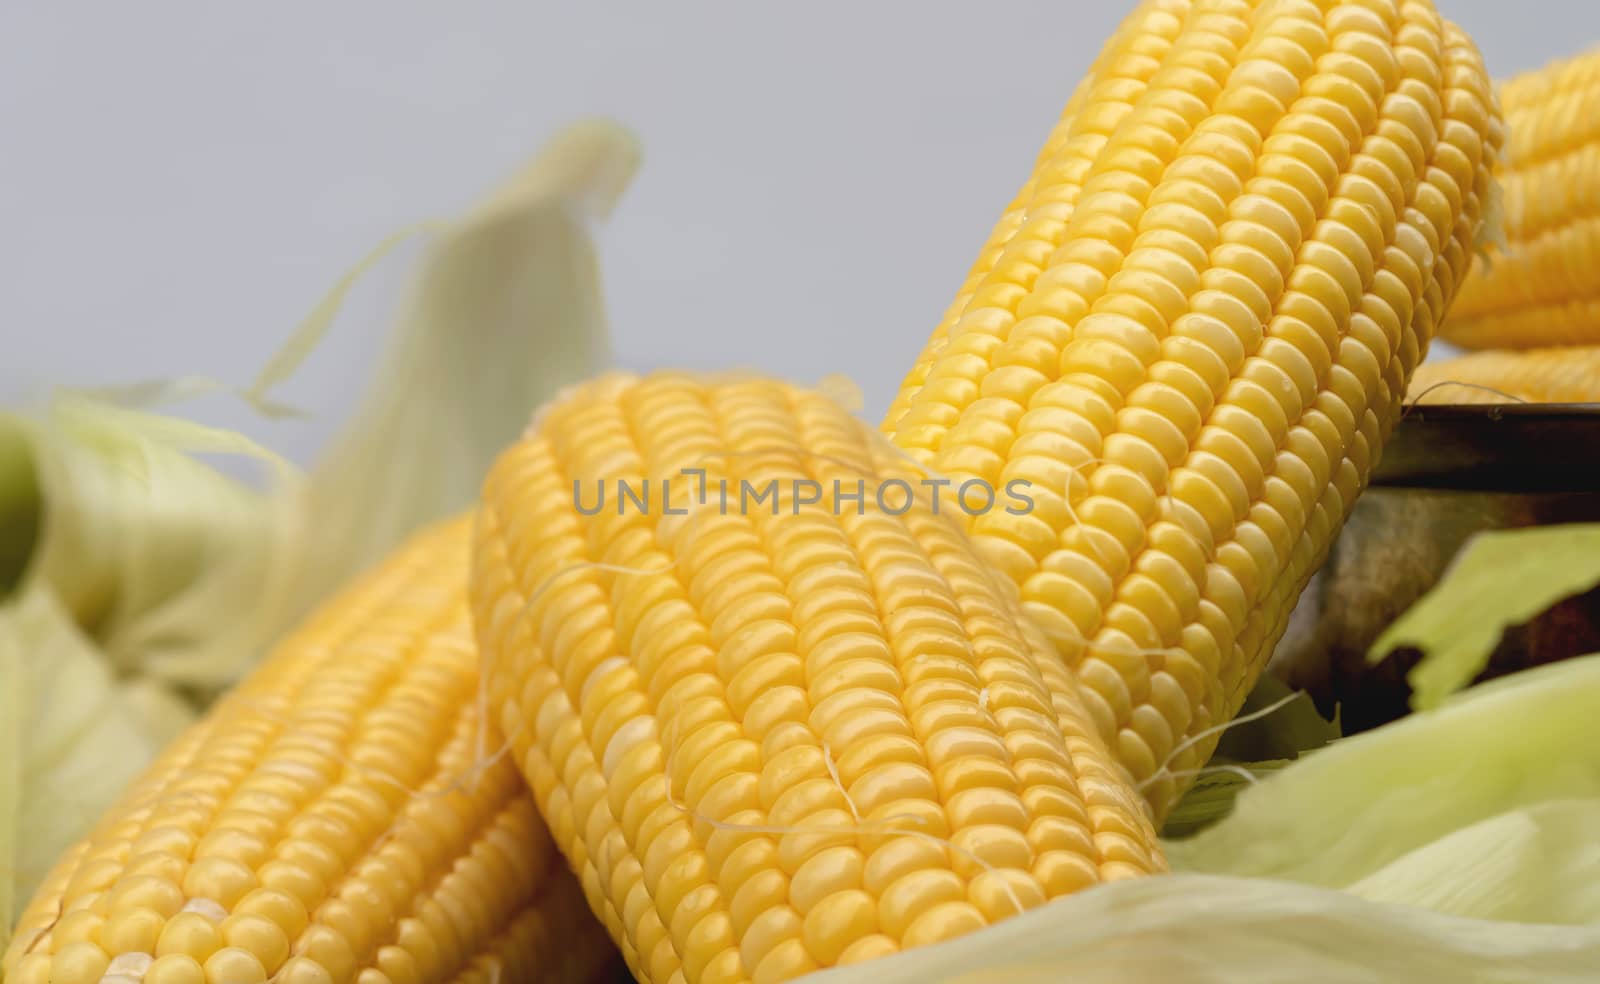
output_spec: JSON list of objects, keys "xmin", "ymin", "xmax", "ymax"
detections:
[
  {"xmin": 1443, "ymin": 44, "xmax": 1600, "ymax": 348},
  {"xmin": 472, "ymin": 372, "xmax": 1165, "ymax": 984},
  {"xmin": 883, "ymin": 0, "xmax": 1501, "ymax": 818},
  {"xmin": 2, "ymin": 518, "xmax": 614, "ymax": 984},
  {"xmin": 1408, "ymin": 346, "xmax": 1600, "ymax": 403}
]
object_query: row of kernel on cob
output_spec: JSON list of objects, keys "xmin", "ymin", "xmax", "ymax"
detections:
[
  {"xmin": 881, "ymin": 0, "xmax": 1499, "ymax": 816},
  {"xmin": 1, "ymin": 0, "xmax": 1510, "ymax": 982},
  {"xmin": 1410, "ymin": 43, "xmax": 1600, "ymax": 403}
]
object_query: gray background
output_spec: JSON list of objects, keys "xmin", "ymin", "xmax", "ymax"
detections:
[{"xmin": 3, "ymin": 2, "xmax": 1595, "ymax": 464}]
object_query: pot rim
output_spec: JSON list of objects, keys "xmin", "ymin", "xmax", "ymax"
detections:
[{"xmin": 1377, "ymin": 404, "xmax": 1600, "ymax": 491}]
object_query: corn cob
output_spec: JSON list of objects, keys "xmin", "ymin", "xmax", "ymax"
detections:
[
  {"xmin": 1443, "ymin": 44, "xmax": 1600, "ymax": 348},
  {"xmin": 1408, "ymin": 346, "xmax": 1600, "ymax": 403},
  {"xmin": 883, "ymin": 0, "xmax": 1501, "ymax": 818},
  {"xmin": 2, "ymin": 518, "xmax": 614, "ymax": 984},
  {"xmin": 472, "ymin": 372, "xmax": 1165, "ymax": 984}
]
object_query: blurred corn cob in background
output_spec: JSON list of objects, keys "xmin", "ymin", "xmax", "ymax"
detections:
[
  {"xmin": 1, "ymin": 118, "xmax": 639, "ymax": 959},
  {"xmin": 472, "ymin": 372, "xmax": 1166, "ymax": 984},
  {"xmin": 1411, "ymin": 46, "xmax": 1600, "ymax": 406},
  {"xmin": 883, "ymin": 0, "xmax": 1502, "ymax": 818},
  {"xmin": 1408, "ymin": 345, "xmax": 1600, "ymax": 403},
  {"xmin": 1442, "ymin": 44, "xmax": 1600, "ymax": 350}
]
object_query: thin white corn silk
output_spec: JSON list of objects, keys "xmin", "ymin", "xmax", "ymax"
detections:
[
  {"xmin": 806, "ymin": 656, "xmax": 1600, "ymax": 982},
  {"xmin": 0, "ymin": 118, "xmax": 640, "ymax": 942}
]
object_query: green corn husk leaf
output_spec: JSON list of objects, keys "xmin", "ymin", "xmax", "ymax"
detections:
[
  {"xmin": 1208, "ymin": 675, "xmax": 1340, "ymax": 764},
  {"xmin": 8, "ymin": 397, "xmax": 302, "ymax": 695},
  {"xmin": 1161, "ymin": 675, "xmax": 1338, "ymax": 838},
  {"xmin": 0, "ymin": 118, "xmax": 639, "ymax": 942},
  {"xmin": 1160, "ymin": 760, "xmax": 1290, "ymax": 839},
  {"xmin": 1369, "ymin": 523, "xmax": 1600, "ymax": 711},
  {"xmin": 812, "ymin": 654, "xmax": 1600, "ymax": 982},
  {"xmin": 0, "ymin": 588, "xmax": 197, "ymax": 937}
]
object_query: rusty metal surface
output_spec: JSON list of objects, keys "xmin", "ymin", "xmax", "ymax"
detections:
[
  {"xmin": 1270, "ymin": 404, "xmax": 1600, "ymax": 733},
  {"xmin": 1372, "ymin": 404, "xmax": 1600, "ymax": 491}
]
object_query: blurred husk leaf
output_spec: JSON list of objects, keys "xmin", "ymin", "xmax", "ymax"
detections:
[{"xmin": 0, "ymin": 118, "xmax": 639, "ymax": 938}]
